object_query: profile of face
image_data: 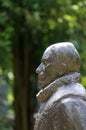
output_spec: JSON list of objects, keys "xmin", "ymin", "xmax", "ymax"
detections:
[
  {"xmin": 36, "ymin": 47, "xmax": 59, "ymax": 88},
  {"xmin": 36, "ymin": 42, "xmax": 81, "ymax": 89}
]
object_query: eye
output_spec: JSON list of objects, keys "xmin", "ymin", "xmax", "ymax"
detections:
[
  {"xmin": 43, "ymin": 60, "xmax": 47, "ymax": 65},
  {"xmin": 42, "ymin": 59, "xmax": 48, "ymax": 65}
]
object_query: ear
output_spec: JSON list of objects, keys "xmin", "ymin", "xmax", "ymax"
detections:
[{"xmin": 58, "ymin": 63, "xmax": 67, "ymax": 76}]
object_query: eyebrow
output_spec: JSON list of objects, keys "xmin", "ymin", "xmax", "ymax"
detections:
[{"xmin": 41, "ymin": 58, "xmax": 48, "ymax": 62}]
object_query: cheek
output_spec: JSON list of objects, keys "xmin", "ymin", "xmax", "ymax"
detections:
[
  {"xmin": 45, "ymin": 63, "xmax": 59, "ymax": 76},
  {"xmin": 45, "ymin": 64, "xmax": 54, "ymax": 75}
]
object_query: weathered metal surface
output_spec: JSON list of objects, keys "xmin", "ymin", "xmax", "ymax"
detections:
[{"xmin": 34, "ymin": 42, "xmax": 86, "ymax": 130}]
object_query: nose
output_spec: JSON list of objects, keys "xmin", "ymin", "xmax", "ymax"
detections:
[
  {"xmin": 36, "ymin": 64, "xmax": 42, "ymax": 74},
  {"xmin": 36, "ymin": 67, "xmax": 40, "ymax": 73}
]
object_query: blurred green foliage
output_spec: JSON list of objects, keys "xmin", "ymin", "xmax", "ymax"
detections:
[{"xmin": 0, "ymin": 0, "xmax": 86, "ymax": 129}]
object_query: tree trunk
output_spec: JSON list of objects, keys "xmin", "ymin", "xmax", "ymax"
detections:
[{"xmin": 13, "ymin": 28, "xmax": 34, "ymax": 130}]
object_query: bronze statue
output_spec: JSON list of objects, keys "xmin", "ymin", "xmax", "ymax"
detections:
[{"xmin": 34, "ymin": 42, "xmax": 86, "ymax": 130}]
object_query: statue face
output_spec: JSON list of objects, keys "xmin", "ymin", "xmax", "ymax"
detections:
[{"xmin": 36, "ymin": 47, "xmax": 60, "ymax": 88}]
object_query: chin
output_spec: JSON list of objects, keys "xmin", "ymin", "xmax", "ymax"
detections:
[
  {"xmin": 38, "ymin": 79, "xmax": 51, "ymax": 89},
  {"xmin": 38, "ymin": 81, "xmax": 47, "ymax": 89},
  {"xmin": 38, "ymin": 81, "xmax": 44, "ymax": 88}
]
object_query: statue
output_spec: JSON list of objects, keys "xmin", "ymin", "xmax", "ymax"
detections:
[{"xmin": 34, "ymin": 42, "xmax": 86, "ymax": 130}]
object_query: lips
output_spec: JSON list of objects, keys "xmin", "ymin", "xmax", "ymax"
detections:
[
  {"xmin": 38, "ymin": 72, "xmax": 45, "ymax": 81},
  {"xmin": 37, "ymin": 74, "xmax": 47, "ymax": 88}
]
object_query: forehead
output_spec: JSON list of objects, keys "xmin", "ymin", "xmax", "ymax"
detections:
[
  {"xmin": 42, "ymin": 42, "xmax": 74, "ymax": 60},
  {"xmin": 42, "ymin": 48, "xmax": 51, "ymax": 58},
  {"xmin": 42, "ymin": 46, "xmax": 57, "ymax": 62}
]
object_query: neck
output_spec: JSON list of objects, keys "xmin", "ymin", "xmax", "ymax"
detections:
[{"xmin": 36, "ymin": 72, "xmax": 81, "ymax": 102}]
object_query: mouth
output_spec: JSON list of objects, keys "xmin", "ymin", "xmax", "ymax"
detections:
[
  {"xmin": 38, "ymin": 74, "xmax": 44, "ymax": 82},
  {"xmin": 37, "ymin": 74, "xmax": 49, "ymax": 88}
]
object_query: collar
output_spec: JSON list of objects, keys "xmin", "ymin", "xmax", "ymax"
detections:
[{"xmin": 36, "ymin": 72, "xmax": 81, "ymax": 102}]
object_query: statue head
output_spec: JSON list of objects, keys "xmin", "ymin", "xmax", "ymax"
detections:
[{"xmin": 36, "ymin": 42, "xmax": 81, "ymax": 88}]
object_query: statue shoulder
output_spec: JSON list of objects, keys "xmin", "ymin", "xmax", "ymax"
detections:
[{"xmin": 34, "ymin": 97, "xmax": 86, "ymax": 130}]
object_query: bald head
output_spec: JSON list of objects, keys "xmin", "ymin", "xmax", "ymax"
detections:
[{"xmin": 43, "ymin": 42, "xmax": 81, "ymax": 73}]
